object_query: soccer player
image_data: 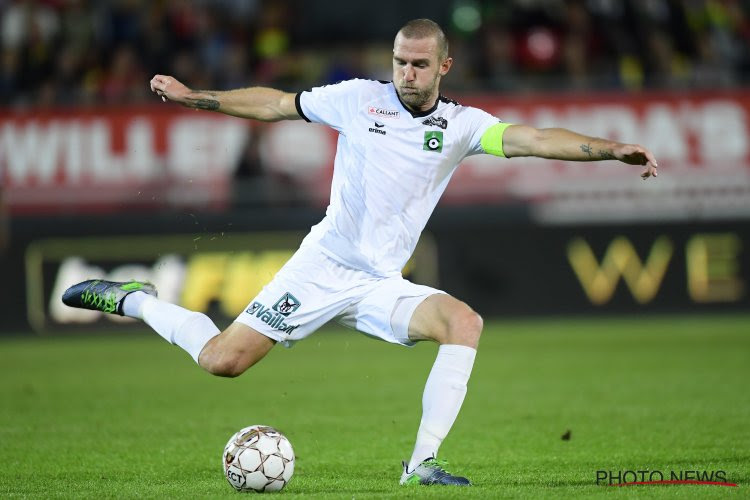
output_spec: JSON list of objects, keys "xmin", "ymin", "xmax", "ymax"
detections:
[{"xmin": 63, "ymin": 19, "xmax": 658, "ymax": 486}]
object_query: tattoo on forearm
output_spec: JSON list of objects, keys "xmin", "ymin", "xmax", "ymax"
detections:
[
  {"xmin": 598, "ymin": 150, "xmax": 615, "ymax": 160},
  {"xmin": 580, "ymin": 143, "xmax": 593, "ymax": 157},
  {"xmin": 185, "ymin": 95, "xmax": 220, "ymax": 111}
]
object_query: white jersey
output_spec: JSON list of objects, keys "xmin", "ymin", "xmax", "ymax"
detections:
[{"xmin": 296, "ymin": 79, "xmax": 500, "ymax": 276}]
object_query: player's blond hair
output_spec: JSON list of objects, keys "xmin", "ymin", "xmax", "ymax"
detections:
[{"xmin": 397, "ymin": 19, "xmax": 449, "ymax": 61}]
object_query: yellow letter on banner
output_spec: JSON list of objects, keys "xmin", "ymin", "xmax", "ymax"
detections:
[
  {"xmin": 567, "ymin": 236, "xmax": 673, "ymax": 305},
  {"xmin": 686, "ymin": 233, "xmax": 744, "ymax": 303},
  {"xmin": 221, "ymin": 250, "xmax": 294, "ymax": 316},
  {"xmin": 181, "ymin": 252, "xmax": 230, "ymax": 312}
]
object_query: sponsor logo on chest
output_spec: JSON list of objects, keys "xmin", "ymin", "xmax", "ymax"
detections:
[{"xmin": 367, "ymin": 106, "xmax": 400, "ymax": 119}]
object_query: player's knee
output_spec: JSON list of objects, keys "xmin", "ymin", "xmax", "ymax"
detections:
[
  {"xmin": 445, "ymin": 306, "xmax": 483, "ymax": 348},
  {"xmin": 204, "ymin": 355, "xmax": 247, "ymax": 378},
  {"xmin": 198, "ymin": 343, "xmax": 248, "ymax": 378}
]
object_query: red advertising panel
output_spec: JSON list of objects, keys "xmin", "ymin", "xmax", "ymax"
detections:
[
  {"xmin": 1, "ymin": 107, "xmax": 249, "ymax": 214},
  {"xmin": 3, "ymin": 90, "xmax": 749, "ymax": 220},
  {"xmin": 451, "ymin": 90, "xmax": 750, "ymax": 222}
]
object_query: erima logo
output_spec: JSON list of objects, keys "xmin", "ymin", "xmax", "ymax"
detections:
[
  {"xmin": 422, "ymin": 116, "xmax": 448, "ymax": 129},
  {"xmin": 368, "ymin": 121, "xmax": 386, "ymax": 135},
  {"xmin": 367, "ymin": 106, "xmax": 400, "ymax": 119},
  {"xmin": 246, "ymin": 300, "xmax": 300, "ymax": 334}
]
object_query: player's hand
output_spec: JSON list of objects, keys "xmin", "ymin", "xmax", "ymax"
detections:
[
  {"xmin": 149, "ymin": 74, "xmax": 190, "ymax": 104},
  {"xmin": 614, "ymin": 144, "xmax": 658, "ymax": 180}
]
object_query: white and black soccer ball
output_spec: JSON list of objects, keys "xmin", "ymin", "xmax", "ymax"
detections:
[{"xmin": 222, "ymin": 425, "xmax": 295, "ymax": 492}]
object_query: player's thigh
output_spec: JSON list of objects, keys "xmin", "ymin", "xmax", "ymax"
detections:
[
  {"xmin": 199, "ymin": 322, "xmax": 276, "ymax": 376},
  {"xmin": 235, "ymin": 246, "xmax": 362, "ymax": 346},
  {"xmin": 336, "ymin": 278, "xmax": 444, "ymax": 346},
  {"xmin": 408, "ymin": 293, "xmax": 482, "ymax": 347}
]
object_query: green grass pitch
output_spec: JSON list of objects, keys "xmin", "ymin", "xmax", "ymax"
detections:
[{"xmin": 1, "ymin": 315, "xmax": 748, "ymax": 498}]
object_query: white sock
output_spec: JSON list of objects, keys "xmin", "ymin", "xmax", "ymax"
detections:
[
  {"xmin": 407, "ymin": 344, "xmax": 476, "ymax": 472},
  {"xmin": 125, "ymin": 293, "xmax": 220, "ymax": 364},
  {"xmin": 121, "ymin": 291, "xmax": 149, "ymax": 318}
]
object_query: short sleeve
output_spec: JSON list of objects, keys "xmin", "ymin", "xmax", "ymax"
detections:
[
  {"xmin": 463, "ymin": 107, "xmax": 503, "ymax": 157},
  {"xmin": 296, "ymin": 79, "xmax": 364, "ymax": 133}
]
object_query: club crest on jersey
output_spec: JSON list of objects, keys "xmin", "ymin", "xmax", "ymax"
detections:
[
  {"xmin": 273, "ymin": 292, "xmax": 301, "ymax": 316},
  {"xmin": 423, "ymin": 131, "xmax": 443, "ymax": 152},
  {"xmin": 422, "ymin": 116, "xmax": 448, "ymax": 129},
  {"xmin": 367, "ymin": 106, "xmax": 400, "ymax": 119}
]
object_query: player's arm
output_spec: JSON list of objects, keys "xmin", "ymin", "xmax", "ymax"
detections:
[
  {"xmin": 486, "ymin": 123, "xmax": 658, "ymax": 179},
  {"xmin": 149, "ymin": 74, "xmax": 300, "ymax": 122}
]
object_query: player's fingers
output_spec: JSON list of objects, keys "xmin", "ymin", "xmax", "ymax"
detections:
[
  {"xmin": 643, "ymin": 149, "xmax": 658, "ymax": 169},
  {"xmin": 150, "ymin": 75, "xmax": 172, "ymax": 89},
  {"xmin": 641, "ymin": 164, "xmax": 657, "ymax": 179}
]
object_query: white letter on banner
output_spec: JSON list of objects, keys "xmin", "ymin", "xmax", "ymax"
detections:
[
  {"xmin": 698, "ymin": 101, "xmax": 748, "ymax": 163},
  {"xmin": 125, "ymin": 118, "xmax": 159, "ymax": 181},
  {"xmin": 167, "ymin": 117, "xmax": 247, "ymax": 179},
  {"xmin": 260, "ymin": 120, "xmax": 331, "ymax": 178},
  {"xmin": 643, "ymin": 104, "xmax": 687, "ymax": 162},
  {"xmin": 90, "ymin": 119, "xmax": 123, "ymax": 182},
  {"xmin": 1, "ymin": 121, "xmax": 62, "ymax": 185}
]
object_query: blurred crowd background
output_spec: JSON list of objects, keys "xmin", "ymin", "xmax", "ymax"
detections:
[
  {"xmin": 2, "ymin": 0, "xmax": 750, "ymax": 331},
  {"xmin": 2, "ymin": 0, "xmax": 749, "ymax": 108}
]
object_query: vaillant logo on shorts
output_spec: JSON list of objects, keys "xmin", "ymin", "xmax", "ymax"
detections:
[
  {"xmin": 273, "ymin": 292, "xmax": 301, "ymax": 316},
  {"xmin": 367, "ymin": 106, "xmax": 400, "ymax": 119},
  {"xmin": 246, "ymin": 300, "xmax": 300, "ymax": 334}
]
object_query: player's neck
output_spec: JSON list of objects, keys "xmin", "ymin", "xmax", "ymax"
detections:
[{"xmin": 400, "ymin": 91, "xmax": 440, "ymax": 114}]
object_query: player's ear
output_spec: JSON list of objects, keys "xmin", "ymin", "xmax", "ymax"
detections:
[{"xmin": 439, "ymin": 57, "xmax": 453, "ymax": 76}]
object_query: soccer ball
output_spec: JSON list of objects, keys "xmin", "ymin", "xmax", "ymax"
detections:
[{"xmin": 222, "ymin": 425, "xmax": 295, "ymax": 492}]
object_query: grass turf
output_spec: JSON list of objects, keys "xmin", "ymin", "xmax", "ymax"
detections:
[{"xmin": 0, "ymin": 315, "xmax": 748, "ymax": 498}]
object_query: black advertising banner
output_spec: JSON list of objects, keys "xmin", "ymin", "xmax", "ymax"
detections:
[
  {"xmin": 3, "ymin": 212, "xmax": 748, "ymax": 335},
  {"xmin": 434, "ymin": 218, "xmax": 749, "ymax": 316}
]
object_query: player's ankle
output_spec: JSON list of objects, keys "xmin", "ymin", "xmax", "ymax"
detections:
[{"xmin": 121, "ymin": 291, "xmax": 150, "ymax": 319}]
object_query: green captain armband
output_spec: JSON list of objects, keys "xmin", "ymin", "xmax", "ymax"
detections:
[{"xmin": 480, "ymin": 122, "xmax": 513, "ymax": 157}]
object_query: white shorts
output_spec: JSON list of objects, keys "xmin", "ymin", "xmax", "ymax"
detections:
[{"xmin": 234, "ymin": 244, "xmax": 445, "ymax": 347}]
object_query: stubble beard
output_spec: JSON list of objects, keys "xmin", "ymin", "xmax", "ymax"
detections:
[{"xmin": 397, "ymin": 75, "xmax": 440, "ymax": 111}]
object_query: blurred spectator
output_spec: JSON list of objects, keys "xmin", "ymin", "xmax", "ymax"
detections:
[
  {"xmin": 2, "ymin": 0, "xmax": 59, "ymax": 49},
  {"xmin": 0, "ymin": 0, "xmax": 747, "ymax": 109}
]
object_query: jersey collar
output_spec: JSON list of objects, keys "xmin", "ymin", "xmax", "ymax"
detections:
[{"xmin": 392, "ymin": 82, "xmax": 440, "ymax": 118}]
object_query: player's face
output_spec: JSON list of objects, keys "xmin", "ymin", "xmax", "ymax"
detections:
[{"xmin": 393, "ymin": 34, "xmax": 452, "ymax": 112}]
